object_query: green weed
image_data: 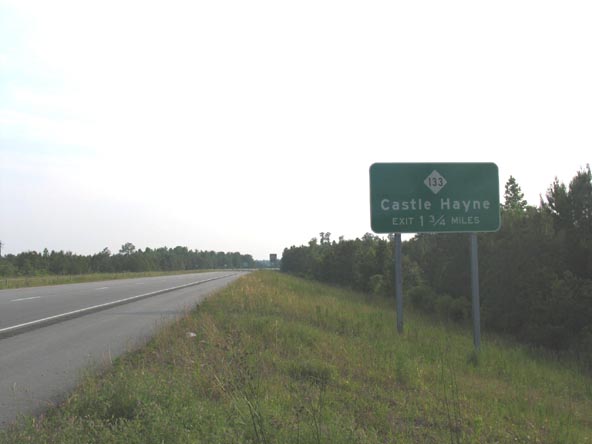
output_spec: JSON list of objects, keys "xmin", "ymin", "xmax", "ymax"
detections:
[
  {"xmin": 0, "ymin": 269, "xmax": 214, "ymax": 289},
  {"xmin": 1, "ymin": 271, "xmax": 590, "ymax": 443}
]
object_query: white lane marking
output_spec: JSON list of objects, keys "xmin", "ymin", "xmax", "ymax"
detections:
[
  {"xmin": 10, "ymin": 296, "xmax": 42, "ymax": 302},
  {"xmin": 0, "ymin": 273, "xmax": 239, "ymax": 336},
  {"xmin": 96, "ymin": 287, "xmax": 110, "ymax": 290},
  {"xmin": 135, "ymin": 282, "xmax": 144, "ymax": 285}
]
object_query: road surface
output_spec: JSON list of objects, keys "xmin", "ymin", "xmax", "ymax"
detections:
[{"xmin": 0, "ymin": 271, "xmax": 247, "ymax": 427}]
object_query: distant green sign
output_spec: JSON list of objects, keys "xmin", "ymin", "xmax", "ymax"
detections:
[{"xmin": 370, "ymin": 163, "xmax": 500, "ymax": 233}]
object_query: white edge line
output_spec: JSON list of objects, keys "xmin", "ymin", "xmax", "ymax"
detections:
[
  {"xmin": 0, "ymin": 274, "xmax": 237, "ymax": 335},
  {"xmin": 10, "ymin": 296, "xmax": 42, "ymax": 302}
]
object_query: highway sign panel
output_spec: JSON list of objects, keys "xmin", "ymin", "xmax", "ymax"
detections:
[{"xmin": 370, "ymin": 163, "xmax": 500, "ymax": 233}]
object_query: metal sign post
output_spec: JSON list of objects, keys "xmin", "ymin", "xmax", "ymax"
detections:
[
  {"xmin": 394, "ymin": 233, "xmax": 403, "ymax": 334},
  {"xmin": 470, "ymin": 233, "xmax": 481, "ymax": 350},
  {"xmin": 369, "ymin": 163, "xmax": 499, "ymax": 349}
]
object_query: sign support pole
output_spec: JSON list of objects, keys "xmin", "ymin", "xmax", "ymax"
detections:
[
  {"xmin": 370, "ymin": 163, "xmax": 499, "ymax": 347},
  {"xmin": 470, "ymin": 233, "xmax": 481, "ymax": 351},
  {"xmin": 394, "ymin": 232, "xmax": 403, "ymax": 334}
]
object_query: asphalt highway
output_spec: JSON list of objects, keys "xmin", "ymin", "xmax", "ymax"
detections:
[{"xmin": 0, "ymin": 271, "xmax": 247, "ymax": 427}]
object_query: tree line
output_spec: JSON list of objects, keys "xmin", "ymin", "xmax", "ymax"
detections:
[
  {"xmin": 281, "ymin": 167, "xmax": 592, "ymax": 366},
  {"xmin": 0, "ymin": 243, "xmax": 255, "ymax": 276}
]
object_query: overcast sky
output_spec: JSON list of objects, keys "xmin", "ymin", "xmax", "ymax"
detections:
[{"xmin": 1, "ymin": 0, "xmax": 590, "ymax": 259}]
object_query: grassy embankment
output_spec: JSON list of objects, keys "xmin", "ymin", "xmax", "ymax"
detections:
[
  {"xmin": 2, "ymin": 271, "xmax": 590, "ymax": 443},
  {"xmin": 0, "ymin": 270, "xmax": 218, "ymax": 290}
]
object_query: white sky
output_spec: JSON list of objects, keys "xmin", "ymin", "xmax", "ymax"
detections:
[{"xmin": 1, "ymin": 0, "xmax": 590, "ymax": 259}]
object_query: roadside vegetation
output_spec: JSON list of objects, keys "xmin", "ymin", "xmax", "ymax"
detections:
[
  {"xmin": 0, "ymin": 269, "xmax": 216, "ymax": 290},
  {"xmin": 282, "ymin": 168, "xmax": 592, "ymax": 369},
  {"xmin": 0, "ymin": 244, "xmax": 255, "ymax": 283},
  {"xmin": 2, "ymin": 271, "xmax": 590, "ymax": 443}
]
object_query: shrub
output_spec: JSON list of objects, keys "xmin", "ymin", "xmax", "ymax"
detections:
[
  {"xmin": 369, "ymin": 274, "xmax": 386, "ymax": 296},
  {"xmin": 408, "ymin": 285, "xmax": 436, "ymax": 312},
  {"xmin": 435, "ymin": 294, "xmax": 455, "ymax": 320},
  {"xmin": 449, "ymin": 297, "xmax": 470, "ymax": 322}
]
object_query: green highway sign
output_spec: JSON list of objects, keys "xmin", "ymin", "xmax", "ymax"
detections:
[{"xmin": 370, "ymin": 163, "xmax": 500, "ymax": 233}]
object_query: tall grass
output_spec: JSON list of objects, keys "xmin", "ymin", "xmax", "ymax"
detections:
[
  {"xmin": 0, "ymin": 269, "xmax": 215, "ymax": 290},
  {"xmin": 2, "ymin": 271, "xmax": 590, "ymax": 443}
]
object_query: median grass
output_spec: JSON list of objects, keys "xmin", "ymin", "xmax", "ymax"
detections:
[
  {"xmin": 0, "ymin": 269, "xmax": 217, "ymax": 290},
  {"xmin": 2, "ymin": 271, "xmax": 590, "ymax": 443}
]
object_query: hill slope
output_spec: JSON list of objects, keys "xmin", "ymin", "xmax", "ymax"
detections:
[{"xmin": 2, "ymin": 271, "xmax": 590, "ymax": 443}]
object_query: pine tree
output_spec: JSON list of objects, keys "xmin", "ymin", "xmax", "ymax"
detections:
[{"xmin": 503, "ymin": 176, "xmax": 527, "ymax": 211}]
